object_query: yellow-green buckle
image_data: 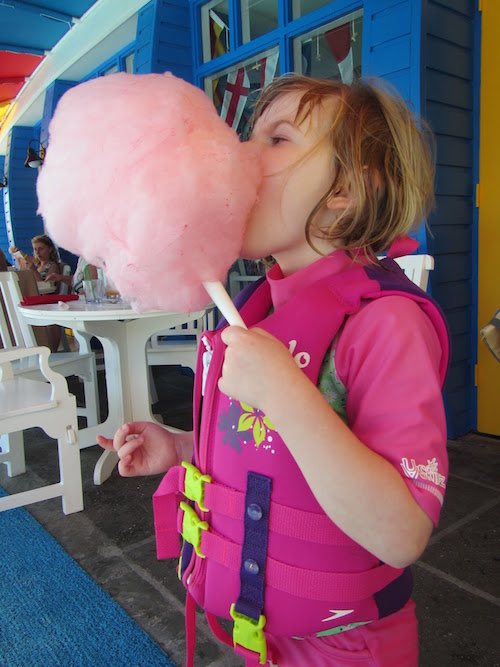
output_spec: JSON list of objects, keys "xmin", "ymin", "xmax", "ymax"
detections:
[
  {"xmin": 180, "ymin": 501, "xmax": 208, "ymax": 558},
  {"xmin": 230, "ymin": 603, "xmax": 267, "ymax": 665},
  {"xmin": 181, "ymin": 461, "xmax": 212, "ymax": 512}
]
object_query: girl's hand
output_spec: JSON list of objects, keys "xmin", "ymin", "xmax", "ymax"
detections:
[
  {"xmin": 45, "ymin": 272, "xmax": 62, "ymax": 282},
  {"xmin": 96, "ymin": 421, "xmax": 184, "ymax": 477},
  {"xmin": 218, "ymin": 326, "xmax": 301, "ymax": 412}
]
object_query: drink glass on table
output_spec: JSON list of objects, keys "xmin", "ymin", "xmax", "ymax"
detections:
[{"xmin": 103, "ymin": 274, "xmax": 120, "ymax": 303}]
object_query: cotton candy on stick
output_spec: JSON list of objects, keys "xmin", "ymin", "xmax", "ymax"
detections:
[{"xmin": 36, "ymin": 72, "xmax": 262, "ymax": 326}]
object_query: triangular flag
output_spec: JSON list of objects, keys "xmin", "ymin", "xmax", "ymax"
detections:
[{"xmin": 325, "ymin": 23, "xmax": 354, "ymax": 84}]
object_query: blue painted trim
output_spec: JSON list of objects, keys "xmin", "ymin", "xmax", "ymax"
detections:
[
  {"xmin": 228, "ymin": 0, "xmax": 239, "ymax": 51},
  {"xmin": 471, "ymin": 4, "xmax": 482, "ymax": 430},
  {"xmin": 81, "ymin": 41, "xmax": 136, "ymax": 81}
]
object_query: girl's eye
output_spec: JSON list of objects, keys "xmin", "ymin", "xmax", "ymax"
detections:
[{"xmin": 270, "ymin": 136, "xmax": 286, "ymax": 145}]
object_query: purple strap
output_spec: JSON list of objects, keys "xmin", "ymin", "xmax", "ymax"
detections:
[{"xmin": 234, "ymin": 471, "xmax": 272, "ymax": 621}]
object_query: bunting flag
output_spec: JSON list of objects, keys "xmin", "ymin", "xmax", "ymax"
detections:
[
  {"xmin": 260, "ymin": 51, "xmax": 279, "ymax": 89},
  {"xmin": 220, "ymin": 67, "xmax": 250, "ymax": 130},
  {"xmin": 0, "ymin": 51, "xmax": 44, "ymax": 125},
  {"xmin": 209, "ymin": 9, "xmax": 228, "ymax": 108},
  {"xmin": 325, "ymin": 23, "xmax": 354, "ymax": 84},
  {"xmin": 301, "ymin": 40, "xmax": 312, "ymax": 77}
]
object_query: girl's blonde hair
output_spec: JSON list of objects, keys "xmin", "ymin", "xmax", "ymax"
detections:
[
  {"xmin": 31, "ymin": 234, "xmax": 60, "ymax": 265},
  {"xmin": 251, "ymin": 74, "xmax": 435, "ymax": 257}
]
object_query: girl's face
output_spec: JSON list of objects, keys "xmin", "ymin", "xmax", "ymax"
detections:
[
  {"xmin": 242, "ymin": 91, "xmax": 342, "ymax": 275},
  {"xmin": 33, "ymin": 241, "xmax": 50, "ymax": 262}
]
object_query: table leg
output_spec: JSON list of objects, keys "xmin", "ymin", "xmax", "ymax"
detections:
[
  {"xmin": 93, "ymin": 449, "xmax": 119, "ymax": 485},
  {"xmin": 80, "ymin": 325, "xmax": 132, "ymax": 484}
]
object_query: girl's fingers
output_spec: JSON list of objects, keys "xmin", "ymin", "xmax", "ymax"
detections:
[
  {"xmin": 96, "ymin": 435, "xmax": 113, "ymax": 450},
  {"xmin": 115, "ymin": 436, "xmax": 144, "ymax": 460},
  {"xmin": 113, "ymin": 423, "xmax": 135, "ymax": 450}
]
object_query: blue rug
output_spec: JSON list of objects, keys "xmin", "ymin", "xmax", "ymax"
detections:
[{"xmin": 0, "ymin": 489, "xmax": 177, "ymax": 667}]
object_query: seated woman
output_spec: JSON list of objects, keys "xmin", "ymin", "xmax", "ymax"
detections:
[
  {"xmin": 0, "ymin": 247, "xmax": 11, "ymax": 271},
  {"xmin": 24, "ymin": 234, "xmax": 62, "ymax": 285},
  {"xmin": 45, "ymin": 256, "xmax": 98, "ymax": 294},
  {"xmin": 23, "ymin": 235, "xmax": 65, "ymax": 351}
]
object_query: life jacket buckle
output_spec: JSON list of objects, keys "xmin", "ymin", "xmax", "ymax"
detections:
[
  {"xmin": 182, "ymin": 461, "xmax": 212, "ymax": 512},
  {"xmin": 230, "ymin": 603, "xmax": 267, "ymax": 665},
  {"xmin": 180, "ymin": 501, "xmax": 208, "ymax": 558}
]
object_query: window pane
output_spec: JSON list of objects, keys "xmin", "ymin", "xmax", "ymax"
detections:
[
  {"xmin": 102, "ymin": 63, "xmax": 118, "ymax": 76},
  {"xmin": 292, "ymin": 0, "xmax": 332, "ymax": 20},
  {"xmin": 205, "ymin": 48, "xmax": 280, "ymax": 139},
  {"xmin": 294, "ymin": 12, "xmax": 362, "ymax": 82},
  {"xmin": 201, "ymin": 0, "xmax": 230, "ymax": 63},
  {"xmin": 124, "ymin": 52, "xmax": 135, "ymax": 73},
  {"xmin": 241, "ymin": 0, "xmax": 279, "ymax": 44}
]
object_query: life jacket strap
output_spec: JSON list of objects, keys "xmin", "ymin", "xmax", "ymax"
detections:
[
  {"xmin": 153, "ymin": 465, "xmax": 186, "ymax": 559},
  {"xmin": 231, "ymin": 471, "xmax": 272, "ymax": 664},
  {"xmin": 153, "ymin": 461, "xmax": 356, "ymax": 561},
  {"xmin": 153, "ymin": 461, "xmax": 212, "ymax": 560},
  {"xmin": 195, "ymin": 525, "xmax": 403, "ymax": 602},
  {"xmin": 204, "ymin": 480, "xmax": 356, "ymax": 546},
  {"xmin": 185, "ymin": 591, "xmax": 196, "ymax": 667}
]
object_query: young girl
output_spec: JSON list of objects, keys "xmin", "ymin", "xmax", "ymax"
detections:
[{"xmin": 98, "ymin": 75, "xmax": 449, "ymax": 667}]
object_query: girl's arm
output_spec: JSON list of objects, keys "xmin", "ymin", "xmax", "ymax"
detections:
[
  {"xmin": 44, "ymin": 271, "xmax": 73, "ymax": 285},
  {"xmin": 97, "ymin": 422, "xmax": 193, "ymax": 477},
  {"xmin": 219, "ymin": 307, "xmax": 444, "ymax": 569}
]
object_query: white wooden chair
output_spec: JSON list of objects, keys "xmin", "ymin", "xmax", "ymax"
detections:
[
  {"xmin": 147, "ymin": 307, "xmax": 215, "ymax": 376},
  {"xmin": 391, "ymin": 254, "xmax": 434, "ymax": 290},
  {"xmin": 228, "ymin": 259, "xmax": 264, "ymax": 299},
  {"xmin": 0, "ymin": 346, "xmax": 84, "ymax": 515},
  {"xmin": 0, "ymin": 271, "xmax": 100, "ymax": 432}
]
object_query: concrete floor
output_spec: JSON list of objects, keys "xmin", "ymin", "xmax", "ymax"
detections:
[{"xmin": 1, "ymin": 365, "xmax": 499, "ymax": 666}]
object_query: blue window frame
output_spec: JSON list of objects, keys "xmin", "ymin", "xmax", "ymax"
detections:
[
  {"xmin": 192, "ymin": 0, "xmax": 363, "ymax": 136},
  {"xmin": 191, "ymin": 0, "xmax": 363, "ymax": 85}
]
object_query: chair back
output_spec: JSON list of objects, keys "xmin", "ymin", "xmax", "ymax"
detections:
[
  {"xmin": 228, "ymin": 259, "xmax": 264, "ymax": 299},
  {"xmin": 59, "ymin": 264, "xmax": 72, "ymax": 295},
  {"xmin": 393, "ymin": 254, "xmax": 434, "ymax": 290},
  {"xmin": 0, "ymin": 271, "xmax": 37, "ymax": 349},
  {"xmin": 149, "ymin": 307, "xmax": 215, "ymax": 349}
]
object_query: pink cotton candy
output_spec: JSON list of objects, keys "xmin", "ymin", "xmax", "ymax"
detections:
[{"xmin": 36, "ymin": 72, "xmax": 261, "ymax": 312}]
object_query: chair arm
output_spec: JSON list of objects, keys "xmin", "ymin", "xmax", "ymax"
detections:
[{"xmin": 0, "ymin": 346, "xmax": 69, "ymax": 400}]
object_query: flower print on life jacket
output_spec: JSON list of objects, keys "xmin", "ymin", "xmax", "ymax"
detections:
[{"xmin": 218, "ymin": 398, "xmax": 276, "ymax": 454}]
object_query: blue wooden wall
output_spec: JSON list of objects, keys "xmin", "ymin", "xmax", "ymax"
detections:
[
  {"xmin": 41, "ymin": 79, "xmax": 79, "ymax": 270},
  {"xmin": 135, "ymin": 0, "xmax": 192, "ymax": 81},
  {"xmin": 3, "ymin": 126, "xmax": 44, "ymax": 258},
  {"xmin": 362, "ymin": 0, "xmax": 428, "ymax": 252},
  {"xmin": 0, "ymin": 155, "xmax": 7, "ymax": 257},
  {"xmin": 421, "ymin": 0, "xmax": 477, "ymax": 437}
]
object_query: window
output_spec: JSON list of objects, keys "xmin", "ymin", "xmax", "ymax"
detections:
[
  {"xmin": 201, "ymin": 0, "xmax": 230, "ymax": 63},
  {"xmin": 294, "ymin": 12, "xmax": 362, "ymax": 82},
  {"xmin": 102, "ymin": 63, "xmax": 118, "ymax": 76},
  {"xmin": 291, "ymin": 0, "xmax": 333, "ymax": 20},
  {"xmin": 197, "ymin": 3, "xmax": 363, "ymax": 136},
  {"xmin": 204, "ymin": 47, "xmax": 279, "ymax": 138},
  {"xmin": 241, "ymin": 0, "xmax": 279, "ymax": 44},
  {"xmin": 124, "ymin": 52, "xmax": 135, "ymax": 73}
]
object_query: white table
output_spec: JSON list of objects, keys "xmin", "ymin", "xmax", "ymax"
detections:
[{"xmin": 18, "ymin": 297, "xmax": 205, "ymax": 484}]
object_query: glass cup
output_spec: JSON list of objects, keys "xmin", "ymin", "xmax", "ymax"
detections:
[
  {"xmin": 103, "ymin": 275, "xmax": 120, "ymax": 303},
  {"xmin": 83, "ymin": 278, "xmax": 104, "ymax": 303}
]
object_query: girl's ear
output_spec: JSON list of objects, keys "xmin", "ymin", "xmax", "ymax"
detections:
[{"xmin": 326, "ymin": 181, "xmax": 356, "ymax": 213}]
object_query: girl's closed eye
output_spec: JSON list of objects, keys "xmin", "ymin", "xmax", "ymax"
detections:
[{"xmin": 270, "ymin": 135, "xmax": 287, "ymax": 145}]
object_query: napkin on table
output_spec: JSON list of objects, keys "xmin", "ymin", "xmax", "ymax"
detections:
[{"xmin": 21, "ymin": 294, "xmax": 80, "ymax": 306}]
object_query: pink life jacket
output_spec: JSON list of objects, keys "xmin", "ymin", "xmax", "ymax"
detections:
[{"xmin": 153, "ymin": 254, "xmax": 449, "ymax": 665}]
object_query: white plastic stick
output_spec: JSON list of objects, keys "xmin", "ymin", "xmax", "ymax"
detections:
[{"xmin": 203, "ymin": 280, "xmax": 247, "ymax": 329}]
